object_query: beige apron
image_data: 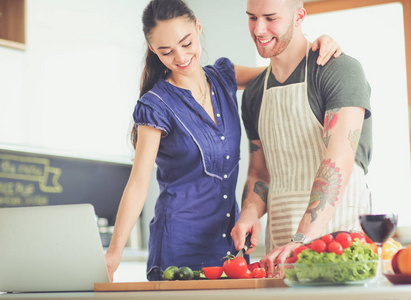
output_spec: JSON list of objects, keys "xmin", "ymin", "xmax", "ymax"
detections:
[{"xmin": 259, "ymin": 44, "xmax": 371, "ymax": 254}]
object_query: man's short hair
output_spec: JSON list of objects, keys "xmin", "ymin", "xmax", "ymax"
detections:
[{"xmin": 288, "ymin": 0, "xmax": 304, "ymax": 13}]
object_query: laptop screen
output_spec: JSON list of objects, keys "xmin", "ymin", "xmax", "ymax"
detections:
[{"xmin": 0, "ymin": 204, "xmax": 109, "ymax": 292}]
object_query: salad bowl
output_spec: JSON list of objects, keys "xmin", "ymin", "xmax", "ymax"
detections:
[{"xmin": 279, "ymin": 260, "xmax": 381, "ymax": 286}]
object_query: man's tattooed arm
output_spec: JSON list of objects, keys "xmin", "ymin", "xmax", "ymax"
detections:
[
  {"xmin": 323, "ymin": 108, "xmax": 341, "ymax": 148},
  {"xmin": 254, "ymin": 181, "xmax": 268, "ymax": 204},
  {"xmin": 348, "ymin": 129, "xmax": 360, "ymax": 153},
  {"xmin": 249, "ymin": 141, "xmax": 261, "ymax": 153},
  {"xmin": 306, "ymin": 159, "xmax": 342, "ymax": 223}
]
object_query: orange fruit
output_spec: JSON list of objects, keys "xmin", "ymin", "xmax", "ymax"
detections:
[
  {"xmin": 398, "ymin": 246, "xmax": 411, "ymax": 274},
  {"xmin": 392, "ymin": 249, "xmax": 403, "ymax": 274}
]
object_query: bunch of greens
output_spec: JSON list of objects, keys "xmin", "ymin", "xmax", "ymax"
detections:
[{"xmin": 283, "ymin": 240, "xmax": 379, "ymax": 283}]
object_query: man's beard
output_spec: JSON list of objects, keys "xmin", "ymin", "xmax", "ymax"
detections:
[{"xmin": 256, "ymin": 18, "xmax": 294, "ymax": 58}]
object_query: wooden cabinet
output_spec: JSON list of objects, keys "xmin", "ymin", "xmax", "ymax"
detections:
[{"xmin": 0, "ymin": 0, "xmax": 26, "ymax": 50}]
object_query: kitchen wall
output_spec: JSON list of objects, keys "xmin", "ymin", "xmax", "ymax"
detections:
[
  {"xmin": 0, "ymin": 0, "xmax": 145, "ymax": 162},
  {"xmin": 0, "ymin": 0, "xmax": 151, "ymax": 247}
]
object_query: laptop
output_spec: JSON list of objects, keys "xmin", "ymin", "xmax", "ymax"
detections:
[{"xmin": 0, "ymin": 204, "xmax": 110, "ymax": 292}]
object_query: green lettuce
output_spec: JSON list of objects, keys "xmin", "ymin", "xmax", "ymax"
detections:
[{"xmin": 284, "ymin": 240, "xmax": 379, "ymax": 283}]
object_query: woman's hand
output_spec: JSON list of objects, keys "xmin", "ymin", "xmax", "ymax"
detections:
[
  {"xmin": 311, "ymin": 34, "xmax": 342, "ymax": 66},
  {"xmin": 105, "ymin": 249, "xmax": 122, "ymax": 283}
]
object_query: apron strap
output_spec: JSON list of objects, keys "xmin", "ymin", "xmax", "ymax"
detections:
[
  {"xmin": 263, "ymin": 64, "xmax": 271, "ymax": 98},
  {"xmin": 304, "ymin": 41, "xmax": 309, "ymax": 84}
]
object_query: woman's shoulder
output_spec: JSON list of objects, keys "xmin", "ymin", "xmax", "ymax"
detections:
[
  {"xmin": 133, "ymin": 81, "xmax": 172, "ymax": 132},
  {"xmin": 138, "ymin": 81, "xmax": 170, "ymax": 107},
  {"xmin": 206, "ymin": 57, "xmax": 234, "ymax": 74},
  {"xmin": 205, "ymin": 57, "xmax": 236, "ymax": 90}
]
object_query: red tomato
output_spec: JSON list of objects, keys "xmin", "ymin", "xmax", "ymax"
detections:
[
  {"xmin": 321, "ymin": 234, "xmax": 334, "ymax": 244},
  {"xmin": 327, "ymin": 241, "xmax": 344, "ymax": 255},
  {"xmin": 251, "ymin": 268, "xmax": 266, "ymax": 278},
  {"xmin": 247, "ymin": 262, "xmax": 261, "ymax": 271},
  {"xmin": 293, "ymin": 245, "xmax": 309, "ymax": 257},
  {"xmin": 311, "ymin": 239, "xmax": 327, "ymax": 253},
  {"xmin": 223, "ymin": 256, "xmax": 248, "ymax": 279},
  {"xmin": 203, "ymin": 267, "xmax": 223, "ymax": 280},
  {"xmin": 285, "ymin": 256, "xmax": 298, "ymax": 263},
  {"xmin": 242, "ymin": 269, "xmax": 253, "ymax": 278},
  {"xmin": 350, "ymin": 232, "xmax": 366, "ymax": 244},
  {"xmin": 335, "ymin": 232, "xmax": 353, "ymax": 249}
]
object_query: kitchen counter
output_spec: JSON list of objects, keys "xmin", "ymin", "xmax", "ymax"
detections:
[{"xmin": 1, "ymin": 282, "xmax": 411, "ymax": 300}]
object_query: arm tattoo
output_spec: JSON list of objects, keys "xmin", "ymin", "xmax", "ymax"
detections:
[
  {"xmin": 253, "ymin": 181, "xmax": 268, "ymax": 204},
  {"xmin": 249, "ymin": 141, "xmax": 260, "ymax": 153},
  {"xmin": 306, "ymin": 159, "xmax": 342, "ymax": 223},
  {"xmin": 323, "ymin": 108, "xmax": 340, "ymax": 148},
  {"xmin": 348, "ymin": 129, "xmax": 360, "ymax": 153}
]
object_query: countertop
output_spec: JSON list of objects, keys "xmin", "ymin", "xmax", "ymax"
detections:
[{"xmin": 1, "ymin": 282, "xmax": 411, "ymax": 300}]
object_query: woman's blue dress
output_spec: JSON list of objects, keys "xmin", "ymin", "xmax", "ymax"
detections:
[{"xmin": 133, "ymin": 58, "xmax": 243, "ymax": 280}]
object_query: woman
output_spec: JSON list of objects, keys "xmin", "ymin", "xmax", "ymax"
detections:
[{"xmin": 105, "ymin": 0, "xmax": 341, "ymax": 281}]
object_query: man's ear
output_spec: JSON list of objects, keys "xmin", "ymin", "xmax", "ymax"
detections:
[{"xmin": 295, "ymin": 7, "xmax": 306, "ymax": 27}]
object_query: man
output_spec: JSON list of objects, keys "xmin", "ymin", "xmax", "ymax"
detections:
[{"xmin": 231, "ymin": 0, "xmax": 372, "ymax": 278}]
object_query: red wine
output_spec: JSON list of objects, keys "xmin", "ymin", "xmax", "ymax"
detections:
[{"xmin": 359, "ymin": 214, "xmax": 398, "ymax": 244}]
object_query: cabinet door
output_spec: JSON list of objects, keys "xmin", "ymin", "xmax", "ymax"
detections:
[{"xmin": 0, "ymin": 0, "xmax": 25, "ymax": 50}]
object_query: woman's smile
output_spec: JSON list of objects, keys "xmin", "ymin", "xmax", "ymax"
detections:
[{"xmin": 176, "ymin": 56, "xmax": 193, "ymax": 69}]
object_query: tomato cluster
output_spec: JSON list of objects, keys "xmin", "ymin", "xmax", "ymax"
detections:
[
  {"xmin": 285, "ymin": 232, "xmax": 369, "ymax": 263},
  {"xmin": 204, "ymin": 257, "xmax": 267, "ymax": 280},
  {"xmin": 222, "ymin": 256, "xmax": 267, "ymax": 279}
]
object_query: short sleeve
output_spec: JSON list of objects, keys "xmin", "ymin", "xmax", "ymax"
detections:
[
  {"xmin": 319, "ymin": 54, "xmax": 371, "ymax": 119},
  {"xmin": 241, "ymin": 69, "xmax": 267, "ymax": 141},
  {"xmin": 242, "ymin": 87, "xmax": 260, "ymax": 140},
  {"xmin": 209, "ymin": 57, "xmax": 237, "ymax": 94},
  {"xmin": 133, "ymin": 96, "xmax": 172, "ymax": 136}
]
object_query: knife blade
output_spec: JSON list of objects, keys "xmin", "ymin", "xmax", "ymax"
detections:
[{"xmin": 235, "ymin": 234, "xmax": 252, "ymax": 257}]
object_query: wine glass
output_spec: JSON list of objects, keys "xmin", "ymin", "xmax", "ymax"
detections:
[{"xmin": 359, "ymin": 213, "xmax": 398, "ymax": 285}]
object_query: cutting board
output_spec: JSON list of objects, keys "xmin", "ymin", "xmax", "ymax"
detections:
[{"xmin": 94, "ymin": 278, "xmax": 287, "ymax": 291}]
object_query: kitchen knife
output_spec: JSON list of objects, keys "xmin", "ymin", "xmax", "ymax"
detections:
[{"xmin": 235, "ymin": 234, "xmax": 252, "ymax": 257}]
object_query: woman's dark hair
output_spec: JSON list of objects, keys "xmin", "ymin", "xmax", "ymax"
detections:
[{"xmin": 131, "ymin": 0, "xmax": 197, "ymax": 148}]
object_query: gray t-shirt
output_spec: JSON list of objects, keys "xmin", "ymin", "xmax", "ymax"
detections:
[{"xmin": 242, "ymin": 50, "xmax": 372, "ymax": 174}]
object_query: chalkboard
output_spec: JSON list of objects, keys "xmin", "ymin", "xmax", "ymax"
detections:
[{"xmin": 0, "ymin": 148, "xmax": 132, "ymax": 226}]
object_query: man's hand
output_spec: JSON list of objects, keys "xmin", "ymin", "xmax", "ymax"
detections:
[
  {"xmin": 259, "ymin": 242, "xmax": 301, "ymax": 278},
  {"xmin": 231, "ymin": 212, "xmax": 261, "ymax": 255}
]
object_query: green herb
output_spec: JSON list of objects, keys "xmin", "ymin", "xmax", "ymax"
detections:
[{"xmin": 284, "ymin": 240, "xmax": 379, "ymax": 283}]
